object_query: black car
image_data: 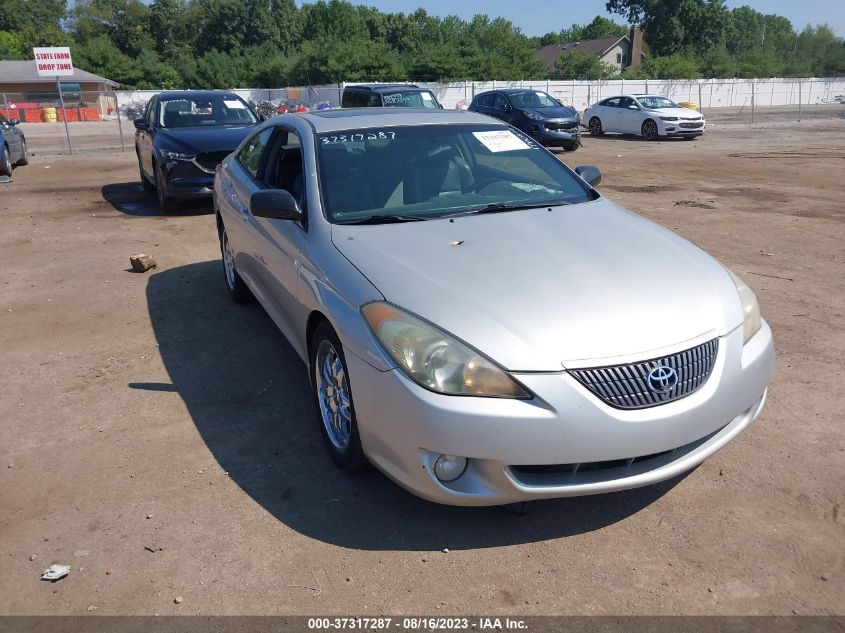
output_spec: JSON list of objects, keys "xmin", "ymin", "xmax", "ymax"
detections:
[
  {"xmin": 341, "ymin": 84, "xmax": 442, "ymax": 109},
  {"xmin": 468, "ymin": 89, "xmax": 580, "ymax": 151},
  {"xmin": 0, "ymin": 112, "xmax": 29, "ymax": 177},
  {"xmin": 134, "ymin": 91, "xmax": 261, "ymax": 210}
]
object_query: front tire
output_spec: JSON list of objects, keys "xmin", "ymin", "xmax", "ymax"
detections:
[
  {"xmin": 139, "ymin": 158, "xmax": 154, "ymax": 191},
  {"xmin": 562, "ymin": 141, "xmax": 579, "ymax": 152},
  {"xmin": 16, "ymin": 139, "xmax": 29, "ymax": 166},
  {"xmin": 641, "ymin": 119, "xmax": 659, "ymax": 141},
  {"xmin": 154, "ymin": 164, "xmax": 177, "ymax": 211},
  {"xmin": 219, "ymin": 223, "xmax": 253, "ymax": 304},
  {"xmin": 310, "ymin": 321, "xmax": 367, "ymax": 473},
  {"xmin": 0, "ymin": 145, "xmax": 12, "ymax": 176},
  {"xmin": 588, "ymin": 117, "xmax": 603, "ymax": 136}
]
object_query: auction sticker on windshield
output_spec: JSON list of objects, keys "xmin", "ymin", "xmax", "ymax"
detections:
[{"xmin": 473, "ymin": 130, "xmax": 529, "ymax": 153}]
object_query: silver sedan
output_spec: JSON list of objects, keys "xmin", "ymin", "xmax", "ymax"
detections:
[{"xmin": 213, "ymin": 109, "xmax": 773, "ymax": 506}]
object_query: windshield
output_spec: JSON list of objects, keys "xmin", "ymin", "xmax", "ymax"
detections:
[
  {"xmin": 381, "ymin": 91, "xmax": 440, "ymax": 108},
  {"xmin": 158, "ymin": 95, "xmax": 257, "ymax": 128},
  {"xmin": 316, "ymin": 124, "xmax": 594, "ymax": 224},
  {"xmin": 637, "ymin": 96, "xmax": 679, "ymax": 110},
  {"xmin": 507, "ymin": 91, "xmax": 561, "ymax": 109}
]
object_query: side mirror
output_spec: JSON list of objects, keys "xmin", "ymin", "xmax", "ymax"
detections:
[
  {"xmin": 628, "ymin": 104, "xmax": 639, "ymax": 110},
  {"xmin": 503, "ymin": 103, "xmax": 512, "ymax": 112},
  {"xmin": 8, "ymin": 118, "xmax": 19, "ymax": 126},
  {"xmin": 575, "ymin": 165, "xmax": 602, "ymax": 187},
  {"xmin": 133, "ymin": 117, "xmax": 149, "ymax": 131},
  {"xmin": 250, "ymin": 189, "xmax": 302, "ymax": 221}
]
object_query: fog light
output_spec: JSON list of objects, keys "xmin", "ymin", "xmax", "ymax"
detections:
[{"xmin": 434, "ymin": 454, "xmax": 467, "ymax": 482}]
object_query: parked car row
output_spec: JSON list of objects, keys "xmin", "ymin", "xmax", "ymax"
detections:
[{"xmin": 132, "ymin": 86, "xmax": 709, "ymax": 212}]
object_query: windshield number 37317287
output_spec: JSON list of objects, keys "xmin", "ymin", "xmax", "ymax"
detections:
[{"xmin": 321, "ymin": 131, "xmax": 397, "ymax": 144}]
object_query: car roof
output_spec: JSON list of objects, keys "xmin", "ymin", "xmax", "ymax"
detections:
[
  {"xmin": 299, "ymin": 108, "xmax": 500, "ymax": 133},
  {"xmin": 474, "ymin": 88, "xmax": 549, "ymax": 97},
  {"xmin": 346, "ymin": 84, "xmax": 422, "ymax": 92},
  {"xmin": 156, "ymin": 90, "xmax": 243, "ymax": 100}
]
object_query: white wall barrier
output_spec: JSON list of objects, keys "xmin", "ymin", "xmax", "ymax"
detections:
[{"xmin": 115, "ymin": 77, "xmax": 845, "ymax": 111}]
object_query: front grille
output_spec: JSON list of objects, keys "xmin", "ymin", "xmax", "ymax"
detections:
[
  {"xmin": 569, "ymin": 338, "xmax": 718, "ymax": 410},
  {"xmin": 680, "ymin": 121, "xmax": 704, "ymax": 129},
  {"xmin": 195, "ymin": 150, "xmax": 231, "ymax": 171},
  {"xmin": 546, "ymin": 121, "xmax": 578, "ymax": 131}
]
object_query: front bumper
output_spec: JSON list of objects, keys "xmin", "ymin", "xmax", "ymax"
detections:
[
  {"xmin": 659, "ymin": 118, "xmax": 706, "ymax": 137},
  {"xmin": 524, "ymin": 119, "xmax": 581, "ymax": 146},
  {"xmin": 346, "ymin": 321, "xmax": 773, "ymax": 506},
  {"xmin": 160, "ymin": 159, "xmax": 215, "ymax": 199}
]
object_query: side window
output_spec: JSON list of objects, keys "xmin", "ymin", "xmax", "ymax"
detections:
[
  {"xmin": 237, "ymin": 127, "xmax": 273, "ymax": 178},
  {"xmin": 265, "ymin": 129, "xmax": 307, "ymax": 212},
  {"xmin": 145, "ymin": 98, "xmax": 155, "ymax": 125},
  {"xmin": 618, "ymin": 97, "xmax": 635, "ymax": 109},
  {"xmin": 367, "ymin": 93, "xmax": 381, "ymax": 106},
  {"xmin": 492, "ymin": 94, "xmax": 509, "ymax": 110},
  {"xmin": 604, "ymin": 98, "xmax": 621, "ymax": 108}
]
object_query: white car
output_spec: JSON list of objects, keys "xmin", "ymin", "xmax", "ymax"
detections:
[{"xmin": 585, "ymin": 94, "xmax": 705, "ymax": 140}]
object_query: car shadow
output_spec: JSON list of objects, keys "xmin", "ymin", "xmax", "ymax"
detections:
[
  {"xmin": 583, "ymin": 134, "xmax": 693, "ymax": 143},
  {"xmin": 144, "ymin": 260, "xmax": 686, "ymax": 551},
  {"xmin": 101, "ymin": 182, "xmax": 212, "ymax": 217}
]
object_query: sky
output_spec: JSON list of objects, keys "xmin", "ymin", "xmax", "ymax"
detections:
[{"xmin": 297, "ymin": 0, "xmax": 845, "ymax": 37}]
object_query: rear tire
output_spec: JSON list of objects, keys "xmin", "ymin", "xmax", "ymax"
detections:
[
  {"xmin": 641, "ymin": 119, "xmax": 659, "ymax": 141},
  {"xmin": 588, "ymin": 117, "xmax": 603, "ymax": 136},
  {"xmin": 310, "ymin": 321, "xmax": 368, "ymax": 474},
  {"xmin": 0, "ymin": 145, "xmax": 11, "ymax": 176},
  {"xmin": 16, "ymin": 139, "xmax": 29, "ymax": 166}
]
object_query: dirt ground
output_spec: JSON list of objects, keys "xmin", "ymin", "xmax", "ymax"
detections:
[{"xmin": 0, "ymin": 112, "xmax": 843, "ymax": 617}]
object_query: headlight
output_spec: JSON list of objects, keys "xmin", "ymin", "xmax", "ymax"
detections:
[
  {"xmin": 524, "ymin": 111, "xmax": 544, "ymax": 121},
  {"xmin": 160, "ymin": 150, "xmax": 195, "ymax": 161},
  {"xmin": 659, "ymin": 116, "xmax": 678, "ymax": 121},
  {"xmin": 725, "ymin": 268, "xmax": 762, "ymax": 344},
  {"xmin": 362, "ymin": 302, "xmax": 530, "ymax": 398}
]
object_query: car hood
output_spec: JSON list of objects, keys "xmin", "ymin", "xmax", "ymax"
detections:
[
  {"xmin": 522, "ymin": 106, "xmax": 578, "ymax": 120},
  {"xmin": 645, "ymin": 107, "xmax": 703, "ymax": 119},
  {"xmin": 154, "ymin": 125, "xmax": 256, "ymax": 154},
  {"xmin": 332, "ymin": 199, "xmax": 742, "ymax": 371}
]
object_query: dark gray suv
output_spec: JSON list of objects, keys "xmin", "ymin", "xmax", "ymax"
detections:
[
  {"xmin": 469, "ymin": 89, "xmax": 580, "ymax": 151},
  {"xmin": 341, "ymin": 84, "xmax": 442, "ymax": 109}
]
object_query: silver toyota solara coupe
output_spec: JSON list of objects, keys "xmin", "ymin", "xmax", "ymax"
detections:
[{"xmin": 213, "ymin": 109, "xmax": 774, "ymax": 506}]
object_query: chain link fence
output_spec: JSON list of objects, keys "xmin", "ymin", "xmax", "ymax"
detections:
[{"xmin": 2, "ymin": 89, "xmax": 128, "ymax": 156}]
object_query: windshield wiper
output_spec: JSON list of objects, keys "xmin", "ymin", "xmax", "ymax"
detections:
[
  {"xmin": 442, "ymin": 200, "xmax": 570, "ymax": 218},
  {"xmin": 337, "ymin": 214, "xmax": 427, "ymax": 225}
]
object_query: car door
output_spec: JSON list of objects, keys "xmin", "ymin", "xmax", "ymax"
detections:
[
  {"xmin": 598, "ymin": 97, "xmax": 621, "ymax": 131},
  {"xmin": 231, "ymin": 125, "xmax": 307, "ymax": 344},
  {"xmin": 138, "ymin": 97, "xmax": 157, "ymax": 177},
  {"xmin": 489, "ymin": 93, "xmax": 513, "ymax": 124},
  {"xmin": 616, "ymin": 97, "xmax": 642, "ymax": 133},
  {"xmin": 0, "ymin": 114, "xmax": 22, "ymax": 161}
]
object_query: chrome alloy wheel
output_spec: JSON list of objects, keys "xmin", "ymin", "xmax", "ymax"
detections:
[
  {"xmin": 315, "ymin": 340, "xmax": 352, "ymax": 451},
  {"xmin": 222, "ymin": 230, "xmax": 236, "ymax": 290}
]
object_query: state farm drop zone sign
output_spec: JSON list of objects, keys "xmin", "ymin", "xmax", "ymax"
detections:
[{"xmin": 33, "ymin": 47, "xmax": 74, "ymax": 76}]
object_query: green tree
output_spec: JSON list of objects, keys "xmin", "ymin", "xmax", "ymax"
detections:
[
  {"xmin": 581, "ymin": 16, "xmax": 628, "ymax": 40},
  {"xmin": 553, "ymin": 51, "xmax": 618, "ymax": 79},
  {"xmin": 0, "ymin": 31, "xmax": 25, "ymax": 59}
]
